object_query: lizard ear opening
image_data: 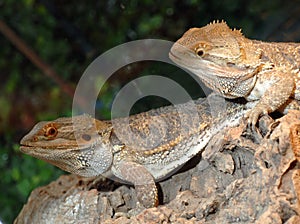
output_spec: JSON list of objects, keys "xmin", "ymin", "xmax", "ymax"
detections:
[
  {"xmin": 227, "ymin": 62, "xmax": 236, "ymax": 67},
  {"xmin": 81, "ymin": 134, "xmax": 92, "ymax": 141}
]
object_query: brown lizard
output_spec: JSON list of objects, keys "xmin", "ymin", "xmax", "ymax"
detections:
[
  {"xmin": 169, "ymin": 21, "xmax": 300, "ymax": 125},
  {"xmin": 20, "ymin": 97, "xmax": 248, "ymax": 210}
]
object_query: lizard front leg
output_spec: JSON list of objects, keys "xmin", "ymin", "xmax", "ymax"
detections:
[
  {"xmin": 246, "ymin": 70, "xmax": 295, "ymax": 126},
  {"xmin": 113, "ymin": 160, "xmax": 158, "ymax": 209}
]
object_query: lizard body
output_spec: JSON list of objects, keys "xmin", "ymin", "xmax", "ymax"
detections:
[
  {"xmin": 169, "ymin": 21, "xmax": 300, "ymax": 125},
  {"xmin": 20, "ymin": 97, "xmax": 248, "ymax": 209}
]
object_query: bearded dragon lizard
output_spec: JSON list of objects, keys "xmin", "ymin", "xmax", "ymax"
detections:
[
  {"xmin": 20, "ymin": 97, "xmax": 248, "ymax": 210},
  {"xmin": 169, "ymin": 21, "xmax": 300, "ymax": 125}
]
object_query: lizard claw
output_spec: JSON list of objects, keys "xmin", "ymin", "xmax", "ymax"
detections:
[
  {"xmin": 245, "ymin": 110, "xmax": 260, "ymax": 128},
  {"xmin": 245, "ymin": 106, "xmax": 269, "ymax": 129}
]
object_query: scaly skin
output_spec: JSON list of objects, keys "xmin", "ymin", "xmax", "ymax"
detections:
[
  {"xmin": 20, "ymin": 97, "xmax": 248, "ymax": 210},
  {"xmin": 169, "ymin": 21, "xmax": 300, "ymax": 125},
  {"xmin": 290, "ymin": 123, "xmax": 300, "ymax": 162}
]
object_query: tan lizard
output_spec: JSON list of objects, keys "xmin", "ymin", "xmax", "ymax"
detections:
[
  {"xmin": 169, "ymin": 21, "xmax": 300, "ymax": 125},
  {"xmin": 20, "ymin": 97, "xmax": 248, "ymax": 210}
]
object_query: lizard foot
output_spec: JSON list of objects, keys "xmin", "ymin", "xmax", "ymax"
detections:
[
  {"xmin": 114, "ymin": 161, "xmax": 158, "ymax": 210},
  {"xmin": 245, "ymin": 106, "xmax": 269, "ymax": 128},
  {"xmin": 135, "ymin": 184, "xmax": 158, "ymax": 208}
]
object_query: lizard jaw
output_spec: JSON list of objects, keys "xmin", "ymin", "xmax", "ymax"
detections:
[
  {"xmin": 169, "ymin": 44, "xmax": 257, "ymax": 98},
  {"xmin": 20, "ymin": 141, "xmax": 114, "ymax": 178}
]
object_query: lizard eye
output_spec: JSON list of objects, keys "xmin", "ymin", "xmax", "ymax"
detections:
[
  {"xmin": 45, "ymin": 126, "xmax": 58, "ymax": 138},
  {"xmin": 195, "ymin": 48, "xmax": 205, "ymax": 57}
]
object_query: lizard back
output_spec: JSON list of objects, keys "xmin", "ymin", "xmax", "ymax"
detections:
[{"xmin": 110, "ymin": 97, "xmax": 247, "ymax": 180}]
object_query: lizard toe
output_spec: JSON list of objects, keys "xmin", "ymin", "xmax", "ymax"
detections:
[
  {"xmin": 245, "ymin": 110, "xmax": 260, "ymax": 128},
  {"xmin": 246, "ymin": 106, "xmax": 270, "ymax": 128}
]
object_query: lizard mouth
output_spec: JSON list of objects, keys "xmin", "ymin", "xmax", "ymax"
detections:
[
  {"xmin": 19, "ymin": 143, "xmax": 76, "ymax": 151},
  {"xmin": 170, "ymin": 49, "xmax": 252, "ymax": 78},
  {"xmin": 169, "ymin": 48, "xmax": 223, "ymax": 73},
  {"xmin": 19, "ymin": 144, "xmax": 46, "ymax": 153},
  {"xmin": 169, "ymin": 50, "xmax": 206, "ymax": 70}
]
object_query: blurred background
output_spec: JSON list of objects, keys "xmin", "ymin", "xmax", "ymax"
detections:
[{"xmin": 1, "ymin": 0, "xmax": 300, "ymax": 223}]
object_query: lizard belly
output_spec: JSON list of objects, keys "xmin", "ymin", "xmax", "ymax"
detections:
[
  {"xmin": 145, "ymin": 131, "xmax": 213, "ymax": 181},
  {"xmin": 144, "ymin": 110, "xmax": 247, "ymax": 181}
]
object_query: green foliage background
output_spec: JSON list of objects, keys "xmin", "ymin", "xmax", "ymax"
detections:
[{"xmin": 1, "ymin": 0, "xmax": 300, "ymax": 223}]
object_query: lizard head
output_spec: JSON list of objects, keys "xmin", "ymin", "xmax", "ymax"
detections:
[
  {"xmin": 169, "ymin": 21, "xmax": 262, "ymax": 98},
  {"xmin": 20, "ymin": 114, "xmax": 114, "ymax": 177}
]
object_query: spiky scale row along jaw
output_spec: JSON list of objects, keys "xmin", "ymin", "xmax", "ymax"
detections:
[{"xmin": 170, "ymin": 21, "xmax": 300, "ymax": 125}]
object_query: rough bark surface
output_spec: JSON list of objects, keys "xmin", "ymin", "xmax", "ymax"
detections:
[{"xmin": 15, "ymin": 111, "xmax": 300, "ymax": 224}]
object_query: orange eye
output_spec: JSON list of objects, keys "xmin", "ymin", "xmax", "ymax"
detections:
[{"xmin": 44, "ymin": 125, "xmax": 58, "ymax": 138}]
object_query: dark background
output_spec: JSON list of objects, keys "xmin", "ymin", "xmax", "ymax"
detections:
[{"xmin": 1, "ymin": 0, "xmax": 300, "ymax": 223}]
